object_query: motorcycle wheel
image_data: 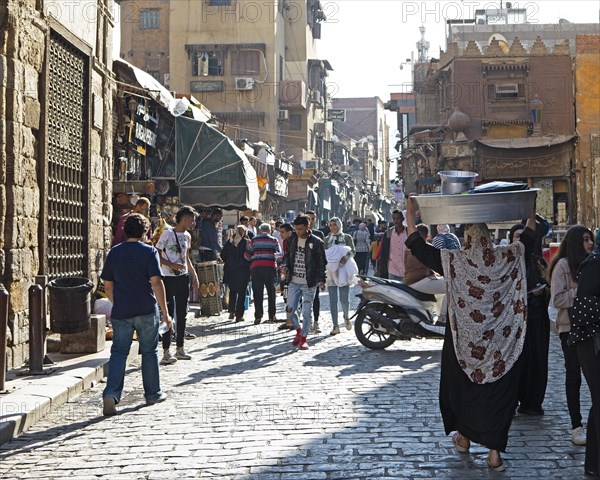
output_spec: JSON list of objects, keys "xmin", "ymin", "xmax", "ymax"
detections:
[{"xmin": 354, "ymin": 303, "xmax": 397, "ymax": 350}]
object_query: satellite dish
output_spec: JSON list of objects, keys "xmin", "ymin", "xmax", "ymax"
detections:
[{"xmin": 170, "ymin": 97, "xmax": 190, "ymax": 117}]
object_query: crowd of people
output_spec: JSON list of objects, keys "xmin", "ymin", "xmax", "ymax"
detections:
[{"xmin": 100, "ymin": 199, "xmax": 600, "ymax": 478}]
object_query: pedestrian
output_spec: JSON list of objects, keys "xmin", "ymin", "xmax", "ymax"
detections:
[
  {"xmin": 281, "ymin": 214, "xmax": 327, "ymax": 350},
  {"xmin": 247, "ymin": 216, "xmax": 258, "ymax": 236},
  {"xmin": 404, "ymin": 196, "xmax": 533, "ymax": 472},
  {"xmin": 112, "ymin": 197, "xmax": 152, "ymax": 246},
  {"xmin": 324, "ymin": 217, "xmax": 356, "ymax": 335},
  {"xmin": 320, "ymin": 220, "xmax": 331, "ymax": 237},
  {"xmin": 156, "ymin": 205, "xmax": 200, "ymax": 364},
  {"xmin": 272, "ymin": 219, "xmax": 284, "ymax": 248},
  {"xmin": 305, "ymin": 210, "xmax": 324, "ymax": 333},
  {"xmin": 370, "ymin": 233, "xmax": 381, "ymax": 275},
  {"xmin": 353, "ymin": 222, "xmax": 371, "ymax": 275},
  {"xmin": 404, "ymin": 223, "xmax": 447, "ymax": 321},
  {"xmin": 568, "ymin": 227, "xmax": 600, "ymax": 477},
  {"xmin": 239, "ymin": 216, "xmax": 255, "ymax": 239},
  {"xmin": 200, "ymin": 208, "xmax": 223, "ymax": 261},
  {"xmin": 277, "ymin": 222, "xmax": 295, "ymax": 330},
  {"xmin": 101, "ymin": 213, "xmax": 170, "ymax": 415},
  {"xmin": 222, "ymin": 225, "xmax": 251, "ymax": 322},
  {"xmin": 431, "ymin": 224, "xmax": 461, "ymax": 250},
  {"xmin": 547, "ymin": 224, "xmax": 595, "ymax": 444},
  {"xmin": 245, "ymin": 223, "xmax": 281, "ymax": 324},
  {"xmin": 377, "ymin": 210, "xmax": 407, "ymax": 281},
  {"xmin": 366, "ymin": 219, "xmax": 375, "ymax": 237},
  {"xmin": 509, "ymin": 220, "xmax": 552, "ymax": 418}
]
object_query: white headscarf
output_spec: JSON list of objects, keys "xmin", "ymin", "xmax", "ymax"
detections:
[
  {"xmin": 325, "ymin": 217, "xmax": 345, "ymax": 248},
  {"xmin": 440, "ymin": 223, "xmax": 527, "ymax": 384},
  {"xmin": 232, "ymin": 225, "xmax": 247, "ymax": 246}
]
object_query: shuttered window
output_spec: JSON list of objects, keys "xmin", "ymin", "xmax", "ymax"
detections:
[{"xmin": 231, "ymin": 50, "xmax": 261, "ymax": 75}]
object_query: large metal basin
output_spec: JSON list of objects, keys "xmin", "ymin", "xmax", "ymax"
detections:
[{"xmin": 414, "ymin": 189, "xmax": 539, "ymax": 224}]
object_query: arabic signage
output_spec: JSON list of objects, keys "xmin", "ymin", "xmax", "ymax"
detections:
[{"xmin": 327, "ymin": 109, "xmax": 346, "ymax": 122}]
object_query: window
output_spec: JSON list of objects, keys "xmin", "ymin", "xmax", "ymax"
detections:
[
  {"xmin": 289, "ymin": 114, "xmax": 302, "ymax": 131},
  {"xmin": 488, "ymin": 83, "xmax": 524, "ymax": 101},
  {"xmin": 231, "ymin": 50, "xmax": 261, "ymax": 75},
  {"xmin": 140, "ymin": 9, "xmax": 160, "ymax": 30},
  {"xmin": 192, "ymin": 51, "xmax": 224, "ymax": 76},
  {"xmin": 147, "ymin": 71, "xmax": 160, "ymax": 81}
]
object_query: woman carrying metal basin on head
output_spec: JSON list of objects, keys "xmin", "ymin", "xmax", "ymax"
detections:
[{"xmin": 405, "ymin": 184, "xmax": 536, "ymax": 473}]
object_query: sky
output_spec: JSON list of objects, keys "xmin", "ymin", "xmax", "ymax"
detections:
[{"xmin": 318, "ymin": 0, "xmax": 600, "ymax": 101}]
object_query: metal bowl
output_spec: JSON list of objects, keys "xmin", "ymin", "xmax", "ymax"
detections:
[
  {"xmin": 438, "ymin": 170, "xmax": 479, "ymax": 195},
  {"xmin": 414, "ymin": 189, "xmax": 539, "ymax": 224}
]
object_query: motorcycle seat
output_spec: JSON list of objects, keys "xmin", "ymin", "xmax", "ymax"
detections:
[{"xmin": 377, "ymin": 278, "xmax": 437, "ymax": 302}]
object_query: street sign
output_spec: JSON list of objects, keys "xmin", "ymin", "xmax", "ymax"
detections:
[{"xmin": 328, "ymin": 109, "xmax": 346, "ymax": 122}]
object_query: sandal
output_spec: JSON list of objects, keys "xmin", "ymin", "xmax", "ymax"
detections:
[
  {"xmin": 452, "ymin": 432, "xmax": 470, "ymax": 453},
  {"xmin": 487, "ymin": 450, "xmax": 505, "ymax": 472}
]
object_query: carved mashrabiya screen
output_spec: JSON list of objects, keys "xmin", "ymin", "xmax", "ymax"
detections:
[{"xmin": 46, "ymin": 31, "xmax": 89, "ymax": 279}]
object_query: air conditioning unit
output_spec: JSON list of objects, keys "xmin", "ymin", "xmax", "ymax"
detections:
[
  {"xmin": 163, "ymin": 73, "xmax": 170, "ymax": 87},
  {"xmin": 310, "ymin": 90, "xmax": 322, "ymax": 103},
  {"xmin": 278, "ymin": 109, "xmax": 289, "ymax": 121},
  {"xmin": 314, "ymin": 122, "xmax": 325, "ymax": 133},
  {"xmin": 235, "ymin": 77, "xmax": 255, "ymax": 90}
]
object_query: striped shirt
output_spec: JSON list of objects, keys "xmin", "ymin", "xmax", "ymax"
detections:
[{"xmin": 244, "ymin": 234, "xmax": 281, "ymax": 269}]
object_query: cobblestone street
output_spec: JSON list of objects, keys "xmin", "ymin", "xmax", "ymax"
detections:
[{"xmin": 0, "ymin": 286, "xmax": 591, "ymax": 479}]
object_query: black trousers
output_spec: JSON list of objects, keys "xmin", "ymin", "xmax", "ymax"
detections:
[
  {"xmin": 251, "ymin": 267, "xmax": 276, "ymax": 320},
  {"xmin": 228, "ymin": 282, "xmax": 248, "ymax": 318},
  {"xmin": 577, "ymin": 337, "xmax": 600, "ymax": 475},
  {"xmin": 355, "ymin": 252, "xmax": 369, "ymax": 274},
  {"xmin": 161, "ymin": 274, "xmax": 190, "ymax": 349},
  {"xmin": 560, "ymin": 332, "xmax": 583, "ymax": 429}
]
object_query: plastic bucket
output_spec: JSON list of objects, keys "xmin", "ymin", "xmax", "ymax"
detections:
[{"xmin": 47, "ymin": 277, "xmax": 94, "ymax": 334}]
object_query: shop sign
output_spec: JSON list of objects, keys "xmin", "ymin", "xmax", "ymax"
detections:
[
  {"xmin": 328, "ymin": 109, "xmax": 346, "ymax": 122},
  {"xmin": 130, "ymin": 103, "xmax": 159, "ymax": 152}
]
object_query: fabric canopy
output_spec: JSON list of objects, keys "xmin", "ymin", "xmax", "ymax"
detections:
[{"xmin": 175, "ymin": 116, "xmax": 259, "ymax": 210}]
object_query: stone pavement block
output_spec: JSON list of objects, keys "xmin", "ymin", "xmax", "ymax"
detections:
[{"xmin": 60, "ymin": 314, "xmax": 106, "ymax": 354}]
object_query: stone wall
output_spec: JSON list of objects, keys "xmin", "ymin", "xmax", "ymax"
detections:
[{"xmin": 0, "ymin": 1, "xmax": 115, "ymax": 369}]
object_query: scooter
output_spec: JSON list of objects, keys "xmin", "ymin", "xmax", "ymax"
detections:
[{"xmin": 351, "ymin": 275, "xmax": 446, "ymax": 350}]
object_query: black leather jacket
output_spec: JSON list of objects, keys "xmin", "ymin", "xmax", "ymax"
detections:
[{"xmin": 282, "ymin": 233, "xmax": 327, "ymax": 288}]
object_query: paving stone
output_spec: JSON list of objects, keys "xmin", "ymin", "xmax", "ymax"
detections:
[{"xmin": 0, "ymin": 294, "xmax": 591, "ymax": 480}]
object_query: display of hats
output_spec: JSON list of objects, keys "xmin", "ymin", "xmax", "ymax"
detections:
[
  {"xmin": 144, "ymin": 182, "xmax": 155, "ymax": 195},
  {"xmin": 156, "ymin": 179, "xmax": 170, "ymax": 195}
]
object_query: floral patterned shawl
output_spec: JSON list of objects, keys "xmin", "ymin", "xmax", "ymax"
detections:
[{"xmin": 440, "ymin": 224, "xmax": 527, "ymax": 384}]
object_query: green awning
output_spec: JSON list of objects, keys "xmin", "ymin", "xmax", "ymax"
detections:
[{"xmin": 175, "ymin": 116, "xmax": 259, "ymax": 210}]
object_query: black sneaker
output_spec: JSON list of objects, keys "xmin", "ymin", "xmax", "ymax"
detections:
[
  {"xmin": 254, "ymin": 318, "xmax": 262, "ymax": 325},
  {"xmin": 184, "ymin": 331, "xmax": 196, "ymax": 339},
  {"xmin": 103, "ymin": 397, "xmax": 117, "ymax": 416}
]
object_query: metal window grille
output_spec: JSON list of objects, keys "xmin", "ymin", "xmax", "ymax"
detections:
[
  {"xmin": 46, "ymin": 32, "xmax": 89, "ymax": 279},
  {"xmin": 140, "ymin": 9, "xmax": 160, "ymax": 30}
]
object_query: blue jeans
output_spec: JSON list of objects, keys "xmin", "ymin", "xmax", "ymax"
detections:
[
  {"xmin": 286, "ymin": 282, "xmax": 317, "ymax": 337},
  {"xmin": 103, "ymin": 310, "xmax": 162, "ymax": 403},
  {"xmin": 328, "ymin": 285, "xmax": 349, "ymax": 327}
]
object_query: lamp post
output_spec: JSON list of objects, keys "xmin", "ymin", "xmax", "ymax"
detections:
[{"xmin": 530, "ymin": 93, "xmax": 543, "ymax": 135}]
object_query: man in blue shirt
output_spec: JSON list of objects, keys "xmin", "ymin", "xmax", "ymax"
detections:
[
  {"xmin": 101, "ymin": 213, "xmax": 171, "ymax": 416},
  {"xmin": 200, "ymin": 208, "xmax": 223, "ymax": 261}
]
